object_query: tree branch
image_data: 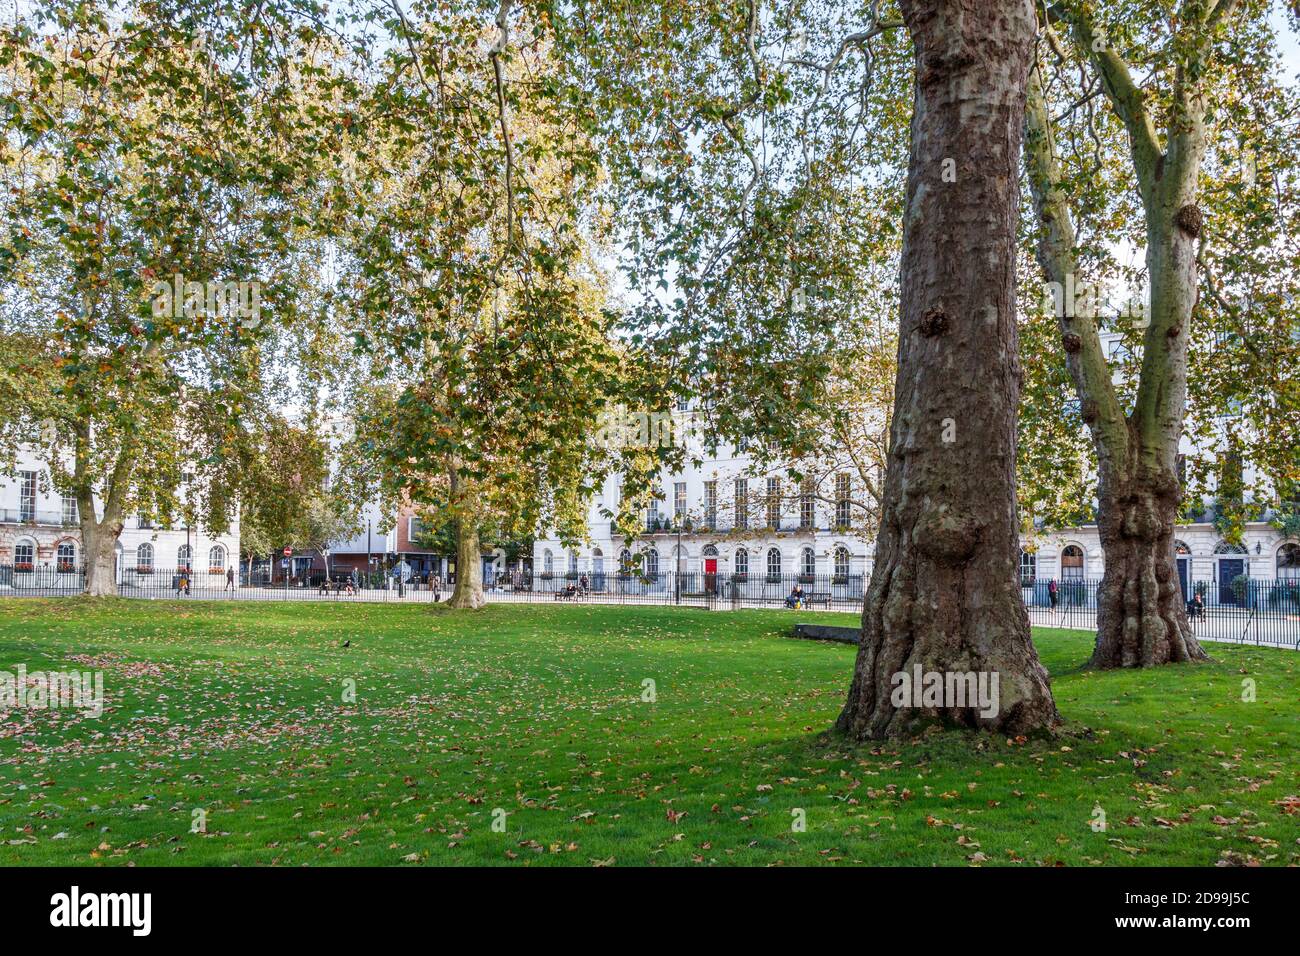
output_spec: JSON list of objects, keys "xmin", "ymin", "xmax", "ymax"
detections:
[{"xmin": 1048, "ymin": 2, "xmax": 1163, "ymax": 206}]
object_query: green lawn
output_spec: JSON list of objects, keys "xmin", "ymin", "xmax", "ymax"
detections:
[{"xmin": 0, "ymin": 598, "xmax": 1295, "ymax": 866}]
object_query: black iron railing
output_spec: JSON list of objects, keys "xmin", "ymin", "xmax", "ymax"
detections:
[{"xmin": 3, "ymin": 565, "xmax": 1298, "ymax": 647}]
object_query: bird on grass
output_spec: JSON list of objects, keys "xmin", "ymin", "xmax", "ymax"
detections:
[{"xmin": 342, "ymin": 640, "xmax": 351, "ymax": 648}]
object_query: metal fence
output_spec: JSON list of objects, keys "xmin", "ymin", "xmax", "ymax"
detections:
[
  {"xmin": 1021, "ymin": 577, "xmax": 1300, "ymax": 648},
  {"xmin": 2, "ymin": 565, "xmax": 1298, "ymax": 648}
]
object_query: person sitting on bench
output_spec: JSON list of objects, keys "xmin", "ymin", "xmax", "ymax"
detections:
[
  {"xmin": 785, "ymin": 584, "xmax": 806, "ymax": 609},
  {"xmin": 1186, "ymin": 592, "xmax": 1205, "ymax": 621}
]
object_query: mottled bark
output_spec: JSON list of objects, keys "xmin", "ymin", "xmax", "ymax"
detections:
[
  {"xmin": 1024, "ymin": 33, "xmax": 1212, "ymax": 667},
  {"xmin": 1092, "ymin": 456, "xmax": 1207, "ymax": 666},
  {"xmin": 76, "ymin": 426, "xmax": 126, "ymax": 597},
  {"xmin": 81, "ymin": 515, "xmax": 121, "ymax": 597},
  {"xmin": 446, "ymin": 462, "xmax": 485, "ymax": 609},
  {"xmin": 838, "ymin": 0, "xmax": 1058, "ymax": 739}
]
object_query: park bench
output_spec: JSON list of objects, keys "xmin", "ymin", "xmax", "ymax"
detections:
[{"xmin": 805, "ymin": 592, "xmax": 831, "ymax": 609}]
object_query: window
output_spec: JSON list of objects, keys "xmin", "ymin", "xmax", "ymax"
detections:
[
  {"xmin": 619, "ymin": 548, "xmax": 632, "ymax": 573},
  {"xmin": 766, "ymin": 547, "xmax": 782, "ymax": 579},
  {"xmin": 408, "ymin": 516, "xmax": 426, "ymax": 539},
  {"xmin": 19, "ymin": 471, "xmax": 36, "ymax": 522},
  {"xmin": 703, "ymin": 481, "xmax": 717, "ymax": 529},
  {"xmin": 1061, "ymin": 545, "xmax": 1084, "ymax": 580},
  {"xmin": 766, "ymin": 477, "xmax": 781, "ymax": 529},
  {"xmin": 800, "ymin": 479, "xmax": 815, "ymax": 529},
  {"xmin": 734, "ymin": 547, "xmax": 749, "ymax": 577},
  {"xmin": 674, "ymin": 481, "xmax": 687, "ymax": 521},
  {"xmin": 61, "ymin": 495, "xmax": 78, "ymax": 526},
  {"xmin": 137, "ymin": 514, "xmax": 154, "ymax": 530},
  {"xmin": 646, "ymin": 494, "xmax": 660, "ymax": 531},
  {"xmin": 1213, "ymin": 541, "xmax": 1248, "ymax": 555},
  {"xmin": 543, "ymin": 549, "xmax": 553, "ymax": 573},
  {"xmin": 56, "ymin": 541, "xmax": 76, "ymax": 572},
  {"xmin": 833, "ymin": 547, "xmax": 850, "ymax": 579},
  {"xmin": 734, "ymin": 479, "xmax": 748, "ymax": 530},
  {"xmin": 1019, "ymin": 549, "xmax": 1036, "ymax": 587},
  {"xmin": 209, "ymin": 544, "xmax": 226, "ymax": 571},
  {"xmin": 800, "ymin": 546, "xmax": 815, "ymax": 577},
  {"xmin": 14, "ymin": 540, "xmax": 34, "ymax": 572},
  {"xmin": 136, "ymin": 543, "xmax": 154, "ymax": 572},
  {"xmin": 1278, "ymin": 543, "xmax": 1300, "ymax": 579},
  {"xmin": 177, "ymin": 544, "xmax": 192, "ymax": 569},
  {"xmin": 1174, "ymin": 539, "xmax": 1191, "ymax": 555},
  {"xmin": 645, "ymin": 548, "xmax": 659, "ymax": 577},
  {"xmin": 835, "ymin": 474, "xmax": 851, "ymax": 529}
]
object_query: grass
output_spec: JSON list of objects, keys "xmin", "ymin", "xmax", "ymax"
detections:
[{"xmin": 0, "ymin": 598, "xmax": 1296, "ymax": 867}]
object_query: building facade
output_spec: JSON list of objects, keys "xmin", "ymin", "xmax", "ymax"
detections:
[
  {"xmin": 534, "ymin": 399, "xmax": 1299, "ymax": 608},
  {"xmin": 0, "ymin": 446, "xmax": 240, "ymax": 589},
  {"xmin": 533, "ymin": 410, "xmax": 873, "ymax": 602}
]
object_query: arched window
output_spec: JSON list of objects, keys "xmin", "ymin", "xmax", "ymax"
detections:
[
  {"xmin": 542, "ymin": 549, "xmax": 553, "ymax": 573},
  {"xmin": 834, "ymin": 546, "xmax": 850, "ymax": 578},
  {"xmin": 136, "ymin": 542, "xmax": 154, "ymax": 572},
  {"xmin": 766, "ymin": 547, "xmax": 782, "ymax": 579},
  {"xmin": 1214, "ymin": 541, "xmax": 1248, "ymax": 555},
  {"xmin": 800, "ymin": 546, "xmax": 816, "ymax": 577},
  {"xmin": 619, "ymin": 548, "xmax": 632, "ymax": 573},
  {"xmin": 14, "ymin": 539, "xmax": 34, "ymax": 572},
  {"xmin": 702, "ymin": 544, "xmax": 718, "ymax": 557},
  {"xmin": 1019, "ymin": 548, "xmax": 1036, "ymax": 586},
  {"xmin": 645, "ymin": 548, "xmax": 659, "ymax": 577},
  {"xmin": 1061, "ymin": 544, "xmax": 1084, "ymax": 580},
  {"xmin": 734, "ymin": 547, "xmax": 749, "ymax": 576},
  {"xmin": 1278, "ymin": 543, "xmax": 1300, "ymax": 579},
  {"xmin": 1174, "ymin": 539, "xmax": 1191, "ymax": 555},
  {"xmin": 209, "ymin": 544, "xmax": 226, "ymax": 570},
  {"xmin": 56, "ymin": 541, "xmax": 76, "ymax": 572},
  {"xmin": 177, "ymin": 544, "xmax": 192, "ymax": 569}
]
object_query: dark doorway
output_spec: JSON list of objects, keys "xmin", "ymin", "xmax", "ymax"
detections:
[{"xmin": 1218, "ymin": 559, "xmax": 1245, "ymax": 606}]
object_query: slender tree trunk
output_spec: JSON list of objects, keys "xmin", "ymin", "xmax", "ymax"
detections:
[
  {"xmin": 838, "ymin": 0, "xmax": 1058, "ymax": 739},
  {"xmin": 446, "ymin": 462, "xmax": 485, "ymax": 609},
  {"xmin": 1090, "ymin": 209, "xmax": 1208, "ymax": 666},
  {"xmin": 1024, "ymin": 62, "xmax": 1208, "ymax": 668}
]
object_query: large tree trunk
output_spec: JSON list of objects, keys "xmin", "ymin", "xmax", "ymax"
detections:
[
  {"xmin": 446, "ymin": 462, "xmax": 485, "ymax": 609},
  {"xmin": 82, "ymin": 517, "xmax": 121, "ymax": 597},
  {"xmin": 447, "ymin": 518, "xmax": 485, "ymax": 608},
  {"xmin": 838, "ymin": 0, "xmax": 1058, "ymax": 739}
]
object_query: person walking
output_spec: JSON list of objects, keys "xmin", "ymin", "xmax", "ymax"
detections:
[
  {"xmin": 1047, "ymin": 578, "xmax": 1059, "ymax": 612},
  {"xmin": 225, "ymin": 566, "xmax": 236, "ymax": 593},
  {"xmin": 431, "ymin": 573, "xmax": 442, "ymax": 602}
]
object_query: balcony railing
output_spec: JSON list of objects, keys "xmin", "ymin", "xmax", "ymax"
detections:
[
  {"xmin": 610, "ymin": 520, "xmax": 853, "ymax": 537},
  {"xmin": 0, "ymin": 508, "xmax": 78, "ymax": 527}
]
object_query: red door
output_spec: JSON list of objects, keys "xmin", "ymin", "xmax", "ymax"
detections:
[{"xmin": 704, "ymin": 558, "xmax": 717, "ymax": 594}]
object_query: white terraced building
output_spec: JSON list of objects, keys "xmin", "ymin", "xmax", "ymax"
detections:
[
  {"xmin": 0, "ymin": 445, "xmax": 239, "ymax": 590},
  {"xmin": 535, "ymin": 354, "xmax": 1298, "ymax": 610}
]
